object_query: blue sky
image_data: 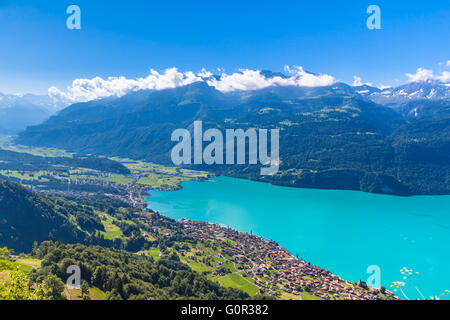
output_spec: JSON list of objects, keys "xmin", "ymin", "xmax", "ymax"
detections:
[{"xmin": 0, "ymin": 0, "xmax": 449, "ymax": 94}]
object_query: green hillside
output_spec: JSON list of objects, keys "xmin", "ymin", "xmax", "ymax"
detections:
[
  {"xmin": 16, "ymin": 83, "xmax": 449, "ymax": 195},
  {"xmin": 30, "ymin": 242, "xmax": 249, "ymax": 300},
  {"xmin": 0, "ymin": 178, "xmax": 95, "ymax": 252}
]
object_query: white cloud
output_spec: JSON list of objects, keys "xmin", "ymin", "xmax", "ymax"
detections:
[
  {"xmin": 207, "ymin": 66, "xmax": 335, "ymax": 92},
  {"xmin": 352, "ymin": 75, "xmax": 373, "ymax": 87},
  {"xmin": 49, "ymin": 66, "xmax": 336, "ymax": 104},
  {"xmin": 49, "ymin": 68, "xmax": 202, "ymax": 105},
  {"xmin": 405, "ymin": 67, "xmax": 450, "ymax": 83},
  {"xmin": 447, "ymin": 60, "xmax": 450, "ymax": 67},
  {"xmin": 284, "ymin": 66, "xmax": 336, "ymax": 87},
  {"xmin": 352, "ymin": 76, "xmax": 363, "ymax": 86},
  {"xmin": 198, "ymin": 68, "xmax": 213, "ymax": 78},
  {"xmin": 405, "ymin": 68, "xmax": 434, "ymax": 82}
]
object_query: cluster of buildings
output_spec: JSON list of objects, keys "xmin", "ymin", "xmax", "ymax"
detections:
[{"xmin": 180, "ymin": 220, "xmax": 396, "ymax": 300}]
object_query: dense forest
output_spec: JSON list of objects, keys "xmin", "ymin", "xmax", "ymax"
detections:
[
  {"xmin": 0, "ymin": 178, "xmax": 97, "ymax": 252},
  {"xmin": 0, "ymin": 177, "xmax": 156, "ymax": 252},
  {"xmin": 29, "ymin": 242, "xmax": 249, "ymax": 300},
  {"xmin": 0, "ymin": 149, "xmax": 130, "ymax": 174}
]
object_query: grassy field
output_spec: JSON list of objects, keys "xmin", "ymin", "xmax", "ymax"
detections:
[
  {"xmin": 15, "ymin": 258, "xmax": 42, "ymax": 269},
  {"xmin": 64, "ymin": 285, "xmax": 106, "ymax": 300},
  {"xmin": 0, "ymin": 142, "xmax": 210, "ymax": 193},
  {"xmin": 181, "ymin": 256, "xmax": 214, "ymax": 273},
  {"xmin": 279, "ymin": 291, "xmax": 303, "ymax": 300},
  {"xmin": 116, "ymin": 157, "xmax": 209, "ymax": 189},
  {"xmin": 0, "ymin": 258, "xmax": 36, "ymax": 272},
  {"xmin": 99, "ymin": 215, "xmax": 123, "ymax": 240},
  {"xmin": 0, "ymin": 257, "xmax": 42, "ymax": 288},
  {"xmin": 300, "ymin": 291, "xmax": 324, "ymax": 300},
  {"xmin": 173, "ymin": 243, "xmax": 265, "ymax": 298},
  {"xmin": 175, "ymin": 244, "xmax": 268, "ymax": 298},
  {"xmin": 90, "ymin": 287, "xmax": 107, "ymax": 300},
  {"xmin": 148, "ymin": 248, "xmax": 161, "ymax": 261},
  {"xmin": 216, "ymin": 273, "xmax": 260, "ymax": 296},
  {"xmin": 0, "ymin": 271, "xmax": 9, "ymax": 283},
  {"xmin": 0, "ymin": 170, "xmax": 50, "ymax": 182},
  {"xmin": 0, "ymin": 136, "xmax": 73, "ymax": 157}
]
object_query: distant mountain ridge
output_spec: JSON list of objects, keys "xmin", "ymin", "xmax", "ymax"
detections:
[
  {"xmin": 2, "ymin": 71, "xmax": 448, "ymax": 134},
  {"xmin": 15, "ymin": 80, "xmax": 450, "ymax": 196},
  {"xmin": 357, "ymin": 80, "xmax": 449, "ymax": 105},
  {"xmin": 0, "ymin": 92, "xmax": 66, "ymax": 134}
]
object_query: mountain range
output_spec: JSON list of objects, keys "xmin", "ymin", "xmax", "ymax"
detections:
[
  {"xmin": 12, "ymin": 75, "xmax": 449, "ymax": 126},
  {"xmin": 356, "ymin": 79, "xmax": 449, "ymax": 105},
  {"xmin": 14, "ymin": 73, "xmax": 450, "ymax": 196},
  {"xmin": 0, "ymin": 93, "xmax": 66, "ymax": 134},
  {"xmin": 354, "ymin": 80, "xmax": 450, "ymax": 121},
  {"xmin": 2, "ymin": 72, "xmax": 449, "ymax": 135}
]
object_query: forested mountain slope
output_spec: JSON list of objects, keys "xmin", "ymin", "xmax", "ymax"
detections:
[
  {"xmin": 0, "ymin": 178, "xmax": 97, "ymax": 252},
  {"xmin": 16, "ymin": 82, "xmax": 450, "ymax": 195}
]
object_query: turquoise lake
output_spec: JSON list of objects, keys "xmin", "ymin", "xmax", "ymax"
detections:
[{"xmin": 146, "ymin": 176, "xmax": 450, "ymax": 299}]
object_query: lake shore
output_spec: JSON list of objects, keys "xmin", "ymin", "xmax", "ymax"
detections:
[
  {"xmin": 175, "ymin": 218, "xmax": 398, "ymax": 300},
  {"xmin": 146, "ymin": 176, "xmax": 450, "ymax": 300}
]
